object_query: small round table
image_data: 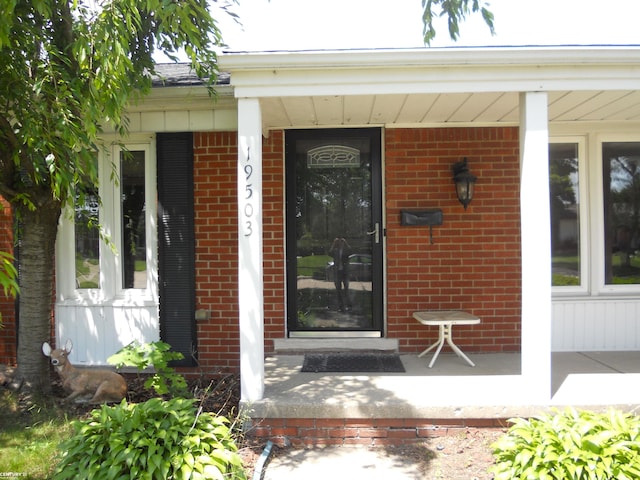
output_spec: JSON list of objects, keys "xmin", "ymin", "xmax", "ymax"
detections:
[{"xmin": 413, "ymin": 310, "xmax": 481, "ymax": 368}]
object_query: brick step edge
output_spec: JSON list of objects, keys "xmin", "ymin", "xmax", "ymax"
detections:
[{"xmin": 246, "ymin": 417, "xmax": 510, "ymax": 447}]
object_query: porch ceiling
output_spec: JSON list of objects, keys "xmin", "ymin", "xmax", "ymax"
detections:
[{"xmin": 259, "ymin": 89, "xmax": 640, "ymax": 129}]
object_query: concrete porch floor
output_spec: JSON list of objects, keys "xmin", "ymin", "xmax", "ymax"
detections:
[{"xmin": 244, "ymin": 351, "xmax": 640, "ymax": 421}]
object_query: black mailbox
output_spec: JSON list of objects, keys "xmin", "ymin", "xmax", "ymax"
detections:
[{"xmin": 400, "ymin": 209, "xmax": 443, "ymax": 227}]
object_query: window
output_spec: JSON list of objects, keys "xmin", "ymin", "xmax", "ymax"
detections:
[
  {"xmin": 57, "ymin": 133, "xmax": 195, "ymax": 365},
  {"xmin": 549, "ymin": 136, "xmax": 640, "ymax": 294},
  {"xmin": 549, "ymin": 142, "xmax": 582, "ymax": 287},
  {"xmin": 602, "ymin": 142, "xmax": 640, "ymax": 285},
  {"xmin": 120, "ymin": 150, "xmax": 147, "ymax": 289},
  {"xmin": 75, "ymin": 188, "xmax": 100, "ymax": 289},
  {"xmin": 69, "ymin": 140, "xmax": 157, "ymax": 299}
]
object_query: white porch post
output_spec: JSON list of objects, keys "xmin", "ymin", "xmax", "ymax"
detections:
[
  {"xmin": 519, "ymin": 92, "xmax": 552, "ymax": 400},
  {"xmin": 237, "ymin": 98, "xmax": 265, "ymax": 402}
]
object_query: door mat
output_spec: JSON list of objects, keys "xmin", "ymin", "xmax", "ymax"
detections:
[{"xmin": 301, "ymin": 353, "xmax": 405, "ymax": 373}]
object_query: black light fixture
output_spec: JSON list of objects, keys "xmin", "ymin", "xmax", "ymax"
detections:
[{"xmin": 452, "ymin": 157, "xmax": 477, "ymax": 210}]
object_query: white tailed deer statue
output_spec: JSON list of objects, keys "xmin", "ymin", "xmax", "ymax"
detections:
[{"xmin": 42, "ymin": 339, "xmax": 127, "ymax": 404}]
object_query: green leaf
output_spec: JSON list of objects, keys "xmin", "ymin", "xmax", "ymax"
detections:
[
  {"xmin": 421, "ymin": 0, "xmax": 494, "ymax": 45},
  {"xmin": 490, "ymin": 408, "xmax": 640, "ymax": 480}
]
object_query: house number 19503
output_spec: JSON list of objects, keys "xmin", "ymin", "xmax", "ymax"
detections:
[{"xmin": 243, "ymin": 147, "xmax": 254, "ymax": 237}]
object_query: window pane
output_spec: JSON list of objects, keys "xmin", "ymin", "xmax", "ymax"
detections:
[
  {"xmin": 549, "ymin": 143, "xmax": 580, "ymax": 286},
  {"xmin": 121, "ymin": 150, "xmax": 147, "ymax": 289},
  {"xmin": 75, "ymin": 190, "xmax": 100, "ymax": 289},
  {"xmin": 603, "ymin": 142, "xmax": 640, "ymax": 285}
]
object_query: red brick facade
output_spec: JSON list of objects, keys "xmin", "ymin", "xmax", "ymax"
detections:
[
  {"xmin": 0, "ymin": 126, "xmax": 521, "ymax": 368},
  {"xmin": 385, "ymin": 127, "xmax": 521, "ymax": 353},
  {"xmin": 0, "ymin": 198, "xmax": 15, "ymax": 365},
  {"xmin": 192, "ymin": 132, "xmax": 242, "ymax": 371}
]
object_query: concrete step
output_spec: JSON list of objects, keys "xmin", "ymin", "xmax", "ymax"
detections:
[{"xmin": 273, "ymin": 338, "xmax": 399, "ymax": 354}]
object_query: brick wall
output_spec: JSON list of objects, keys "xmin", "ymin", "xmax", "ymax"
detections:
[
  {"xmin": 193, "ymin": 132, "xmax": 240, "ymax": 371},
  {"xmin": 0, "ymin": 197, "xmax": 15, "ymax": 365},
  {"xmin": 262, "ymin": 131, "xmax": 287, "ymax": 344},
  {"xmin": 249, "ymin": 417, "xmax": 507, "ymax": 447},
  {"xmin": 385, "ymin": 127, "xmax": 522, "ymax": 353},
  {"xmin": 192, "ymin": 131, "xmax": 285, "ymax": 371}
]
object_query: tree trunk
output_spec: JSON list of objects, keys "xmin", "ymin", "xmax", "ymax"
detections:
[{"xmin": 14, "ymin": 200, "xmax": 61, "ymax": 394}]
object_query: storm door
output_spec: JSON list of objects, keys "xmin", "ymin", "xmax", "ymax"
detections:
[{"xmin": 285, "ymin": 129, "xmax": 383, "ymax": 336}]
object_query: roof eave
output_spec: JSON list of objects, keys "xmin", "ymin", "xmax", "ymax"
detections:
[{"xmin": 219, "ymin": 45, "xmax": 640, "ymax": 71}]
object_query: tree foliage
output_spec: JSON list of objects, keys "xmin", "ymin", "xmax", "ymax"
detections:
[
  {"xmin": 0, "ymin": 0, "xmax": 225, "ymax": 391},
  {"xmin": 422, "ymin": 0, "xmax": 495, "ymax": 44},
  {"xmin": 0, "ymin": 0, "xmax": 221, "ymax": 212}
]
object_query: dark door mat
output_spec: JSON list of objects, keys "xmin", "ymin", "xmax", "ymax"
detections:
[{"xmin": 301, "ymin": 353, "xmax": 405, "ymax": 373}]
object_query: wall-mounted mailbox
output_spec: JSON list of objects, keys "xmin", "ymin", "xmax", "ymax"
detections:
[
  {"xmin": 400, "ymin": 209, "xmax": 443, "ymax": 244},
  {"xmin": 400, "ymin": 209, "xmax": 443, "ymax": 227}
]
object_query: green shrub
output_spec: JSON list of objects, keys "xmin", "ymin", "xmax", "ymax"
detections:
[
  {"xmin": 108, "ymin": 341, "xmax": 189, "ymax": 397},
  {"xmin": 491, "ymin": 408, "xmax": 640, "ymax": 480},
  {"xmin": 53, "ymin": 397, "xmax": 247, "ymax": 480}
]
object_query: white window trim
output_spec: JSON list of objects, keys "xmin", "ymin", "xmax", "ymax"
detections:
[
  {"xmin": 56, "ymin": 135, "xmax": 158, "ymax": 307},
  {"xmin": 550, "ymin": 136, "xmax": 589, "ymax": 296}
]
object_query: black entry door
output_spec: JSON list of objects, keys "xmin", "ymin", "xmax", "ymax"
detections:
[{"xmin": 285, "ymin": 129, "xmax": 383, "ymax": 336}]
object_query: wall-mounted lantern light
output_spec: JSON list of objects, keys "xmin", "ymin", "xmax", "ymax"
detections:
[{"xmin": 452, "ymin": 157, "xmax": 477, "ymax": 210}]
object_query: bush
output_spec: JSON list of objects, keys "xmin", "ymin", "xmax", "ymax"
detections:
[
  {"xmin": 53, "ymin": 397, "xmax": 247, "ymax": 480},
  {"xmin": 491, "ymin": 408, "xmax": 640, "ymax": 480},
  {"xmin": 108, "ymin": 341, "xmax": 189, "ymax": 397}
]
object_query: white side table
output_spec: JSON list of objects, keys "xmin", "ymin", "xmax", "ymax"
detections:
[{"xmin": 413, "ymin": 310, "xmax": 481, "ymax": 368}]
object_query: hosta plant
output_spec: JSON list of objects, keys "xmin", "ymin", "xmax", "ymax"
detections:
[
  {"xmin": 491, "ymin": 408, "xmax": 640, "ymax": 480},
  {"xmin": 53, "ymin": 397, "xmax": 247, "ymax": 480}
]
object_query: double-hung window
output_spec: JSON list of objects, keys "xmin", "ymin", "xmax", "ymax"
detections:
[
  {"xmin": 601, "ymin": 141, "xmax": 640, "ymax": 287},
  {"xmin": 74, "ymin": 179, "xmax": 100, "ymax": 290},
  {"xmin": 549, "ymin": 138, "xmax": 587, "ymax": 292},
  {"xmin": 550, "ymin": 135, "xmax": 640, "ymax": 294},
  {"xmin": 118, "ymin": 148, "xmax": 149, "ymax": 291},
  {"xmin": 66, "ymin": 139, "xmax": 157, "ymax": 302}
]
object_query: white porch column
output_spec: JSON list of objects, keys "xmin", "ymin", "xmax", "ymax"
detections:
[
  {"xmin": 519, "ymin": 92, "xmax": 552, "ymax": 401},
  {"xmin": 237, "ymin": 98, "xmax": 264, "ymax": 402}
]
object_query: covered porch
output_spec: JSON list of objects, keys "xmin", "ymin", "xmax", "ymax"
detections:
[
  {"xmin": 255, "ymin": 351, "xmax": 640, "ymax": 419},
  {"xmin": 243, "ymin": 350, "xmax": 640, "ymax": 445},
  {"xmin": 218, "ymin": 46, "xmax": 640, "ymax": 413}
]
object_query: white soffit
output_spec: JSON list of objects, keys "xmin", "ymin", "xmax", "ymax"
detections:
[
  {"xmin": 220, "ymin": 46, "xmax": 640, "ymax": 129},
  {"xmin": 258, "ymin": 90, "xmax": 640, "ymax": 129}
]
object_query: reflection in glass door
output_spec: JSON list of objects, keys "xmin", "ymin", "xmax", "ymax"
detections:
[{"xmin": 285, "ymin": 129, "xmax": 383, "ymax": 336}]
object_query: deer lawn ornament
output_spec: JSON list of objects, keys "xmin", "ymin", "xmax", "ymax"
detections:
[{"xmin": 42, "ymin": 339, "xmax": 127, "ymax": 404}]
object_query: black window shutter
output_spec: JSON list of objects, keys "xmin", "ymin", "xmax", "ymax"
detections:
[{"xmin": 157, "ymin": 133, "xmax": 196, "ymax": 366}]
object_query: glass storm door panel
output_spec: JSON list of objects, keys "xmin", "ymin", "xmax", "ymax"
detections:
[{"xmin": 285, "ymin": 129, "xmax": 383, "ymax": 336}]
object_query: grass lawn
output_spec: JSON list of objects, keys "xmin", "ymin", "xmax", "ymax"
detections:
[{"xmin": 0, "ymin": 390, "xmax": 73, "ymax": 479}]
